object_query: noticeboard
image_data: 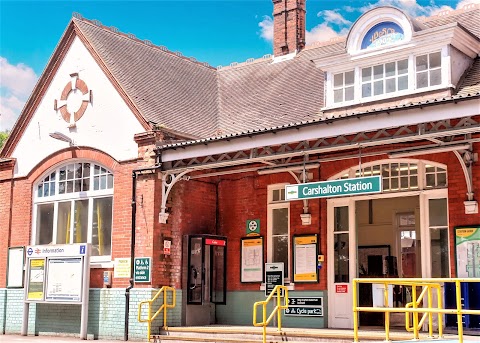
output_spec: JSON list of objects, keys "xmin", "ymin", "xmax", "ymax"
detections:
[
  {"xmin": 134, "ymin": 257, "xmax": 151, "ymax": 283},
  {"xmin": 46, "ymin": 257, "xmax": 83, "ymax": 302},
  {"xmin": 27, "ymin": 258, "xmax": 45, "ymax": 301},
  {"xmin": 241, "ymin": 236, "xmax": 264, "ymax": 283},
  {"xmin": 7, "ymin": 246, "xmax": 24, "ymax": 288},
  {"xmin": 265, "ymin": 262, "xmax": 284, "ymax": 297},
  {"xmin": 292, "ymin": 234, "xmax": 319, "ymax": 283},
  {"xmin": 455, "ymin": 226, "xmax": 480, "ymax": 277}
]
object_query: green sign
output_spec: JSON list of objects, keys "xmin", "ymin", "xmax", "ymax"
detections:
[
  {"xmin": 134, "ymin": 257, "xmax": 151, "ymax": 283},
  {"xmin": 285, "ymin": 176, "xmax": 382, "ymax": 200},
  {"xmin": 246, "ymin": 219, "xmax": 260, "ymax": 235}
]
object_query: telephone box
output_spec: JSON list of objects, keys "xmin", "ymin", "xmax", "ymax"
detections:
[{"xmin": 182, "ymin": 235, "xmax": 227, "ymax": 325}]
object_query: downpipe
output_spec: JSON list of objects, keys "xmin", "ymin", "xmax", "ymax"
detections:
[{"xmin": 125, "ymin": 165, "xmax": 162, "ymax": 341}]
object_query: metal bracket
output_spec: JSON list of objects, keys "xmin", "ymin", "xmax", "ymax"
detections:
[
  {"xmin": 159, "ymin": 170, "xmax": 192, "ymax": 224},
  {"xmin": 453, "ymin": 146, "xmax": 478, "ymax": 214}
]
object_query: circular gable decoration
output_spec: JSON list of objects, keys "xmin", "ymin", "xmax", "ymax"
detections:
[
  {"xmin": 346, "ymin": 6, "xmax": 415, "ymax": 55},
  {"xmin": 54, "ymin": 73, "xmax": 91, "ymax": 126}
]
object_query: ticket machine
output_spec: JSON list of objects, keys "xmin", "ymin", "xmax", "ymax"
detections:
[{"xmin": 183, "ymin": 235, "xmax": 227, "ymax": 325}]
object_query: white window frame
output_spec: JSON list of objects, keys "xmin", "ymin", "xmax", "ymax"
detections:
[
  {"xmin": 332, "ymin": 70, "xmax": 355, "ymax": 104},
  {"xmin": 32, "ymin": 160, "xmax": 114, "ymax": 263},
  {"xmin": 267, "ymin": 183, "xmax": 291, "ymax": 280},
  {"xmin": 361, "ymin": 58, "xmax": 409, "ymax": 99}
]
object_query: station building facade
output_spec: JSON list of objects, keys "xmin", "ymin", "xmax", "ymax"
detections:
[{"xmin": 1, "ymin": 1, "xmax": 479, "ymax": 339}]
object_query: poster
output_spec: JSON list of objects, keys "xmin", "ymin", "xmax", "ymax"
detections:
[
  {"xmin": 27, "ymin": 258, "xmax": 45, "ymax": 300},
  {"xmin": 455, "ymin": 226, "xmax": 480, "ymax": 277},
  {"xmin": 293, "ymin": 235, "xmax": 318, "ymax": 283},
  {"xmin": 241, "ymin": 237, "xmax": 264, "ymax": 282},
  {"xmin": 114, "ymin": 257, "xmax": 131, "ymax": 278},
  {"xmin": 46, "ymin": 258, "xmax": 83, "ymax": 302},
  {"xmin": 7, "ymin": 247, "xmax": 24, "ymax": 288}
]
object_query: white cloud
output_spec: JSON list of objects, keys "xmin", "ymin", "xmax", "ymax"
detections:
[
  {"xmin": 0, "ymin": 56, "xmax": 38, "ymax": 131},
  {"xmin": 306, "ymin": 24, "xmax": 349, "ymax": 45},
  {"xmin": 317, "ymin": 10, "xmax": 352, "ymax": 26},
  {"xmin": 359, "ymin": 0, "xmax": 479, "ymax": 17},
  {"xmin": 258, "ymin": 16, "xmax": 274, "ymax": 41}
]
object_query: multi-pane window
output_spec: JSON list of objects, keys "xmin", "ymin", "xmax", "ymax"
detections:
[
  {"xmin": 362, "ymin": 59, "xmax": 408, "ymax": 98},
  {"xmin": 416, "ymin": 52, "xmax": 441, "ymax": 88},
  {"xmin": 340, "ymin": 161, "xmax": 447, "ymax": 192},
  {"xmin": 333, "ymin": 71, "xmax": 354, "ymax": 103},
  {"xmin": 268, "ymin": 185, "xmax": 290, "ymax": 279},
  {"xmin": 34, "ymin": 162, "xmax": 113, "ymax": 259}
]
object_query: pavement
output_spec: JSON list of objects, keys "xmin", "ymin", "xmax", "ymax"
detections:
[{"xmin": 0, "ymin": 335, "xmax": 132, "ymax": 343}]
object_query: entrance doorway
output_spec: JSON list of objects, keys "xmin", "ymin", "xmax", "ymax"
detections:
[{"xmin": 183, "ymin": 235, "xmax": 227, "ymax": 326}]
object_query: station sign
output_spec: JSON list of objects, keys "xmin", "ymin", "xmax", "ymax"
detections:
[
  {"xmin": 134, "ymin": 257, "xmax": 151, "ymax": 283},
  {"xmin": 285, "ymin": 176, "xmax": 381, "ymax": 200}
]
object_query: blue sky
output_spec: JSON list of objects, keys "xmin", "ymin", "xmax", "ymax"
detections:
[{"xmin": 0, "ymin": 0, "xmax": 477, "ymax": 131}]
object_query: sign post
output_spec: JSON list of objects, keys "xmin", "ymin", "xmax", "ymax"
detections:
[{"xmin": 265, "ymin": 262, "xmax": 284, "ymax": 297}]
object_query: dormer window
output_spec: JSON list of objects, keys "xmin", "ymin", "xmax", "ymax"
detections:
[
  {"xmin": 361, "ymin": 21, "xmax": 405, "ymax": 50},
  {"xmin": 361, "ymin": 59, "xmax": 408, "ymax": 98},
  {"xmin": 333, "ymin": 71, "xmax": 354, "ymax": 103},
  {"xmin": 416, "ymin": 52, "xmax": 442, "ymax": 88}
]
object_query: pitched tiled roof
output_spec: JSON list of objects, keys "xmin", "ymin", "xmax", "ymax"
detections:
[
  {"xmin": 73, "ymin": 18, "xmax": 219, "ymax": 138},
  {"xmin": 71, "ymin": 5, "xmax": 479, "ymax": 140},
  {"xmin": 216, "ymin": 54, "xmax": 324, "ymax": 135}
]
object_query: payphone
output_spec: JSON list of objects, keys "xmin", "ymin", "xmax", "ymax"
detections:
[{"xmin": 183, "ymin": 235, "xmax": 227, "ymax": 325}]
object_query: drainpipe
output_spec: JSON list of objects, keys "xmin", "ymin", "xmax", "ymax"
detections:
[{"xmin": 125, "ymin": 164, "xmax": 162, "ymax": 341}]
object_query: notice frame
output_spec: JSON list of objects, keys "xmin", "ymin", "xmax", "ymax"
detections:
[
  {"xmin": 454, "ymin": 225, "xmax": 480, "ymax": 278},
  {"xmin": 292, "ymin": 234, "xmax": 319, "ymax": 283},
  {"xmin": 7, "ymin": 246, "xmax": 25, "ymax": 288},
  {"xmin": 240, "ymin": 236, "xmax": 264, "ymax": 283}
]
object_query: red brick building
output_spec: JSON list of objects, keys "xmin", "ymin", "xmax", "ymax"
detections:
[{"xmin": 1, "ymin": 1, "xmax": 479, "ymax": 338}]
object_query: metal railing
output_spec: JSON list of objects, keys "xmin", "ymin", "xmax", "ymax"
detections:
[
  {"xmin": 138, "ymin": 286, "xmax": 176, "ymax": 341},
  {"xmin": 253, "ymin": 285, "xmax": 289, "ymax": 343},
  {"xmin": 353, "ymin": 278, "xmax": 480, "ymax": 343}
]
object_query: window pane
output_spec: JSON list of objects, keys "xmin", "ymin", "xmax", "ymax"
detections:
[
  {"xmin": 362, "ymin": 68, "xmax": 371, "ymax": 82},
  {"xmin": 272, "ymin": 236, "xmax": 289, "ymax": 277},
  {"xmin": 429, "ymin": 198, "xmax": 447, "ymax": 226},
  {"xmin": 417, "ymin": 72, "xmax": 428, "ymax": 88},
  {"xmin": 38, "ymin": 184, "xmax": 43, "ymax": 197},
  {"xmin": 334, "ymin": 89, "xmax": 343, "ymax": 103},
  {"xmin": 430, "ymin": 69, "xmax": 442, "ymax": 86},
  {"xmin": 334, "ymin": 73, "xmax": 343, "ymax": 87},
  {"xmin": 374, "ymin": 80, "xmax": 383, "ymax": 95},
  {"xmin": 411, "ymin": 176, "xmax": 418, "ymax": 188},
  {"xmin": 431, "ymin": 228, "xmax": 449, "ymax": 278},
  {"xmin": 362, "ymin": 83, "xmax": 371, "ymax": 98},
  {"xmin": 334, "ymin": 206, "xmax": 348, "ymax": 232},
  {"xmin": 386, "ymin": 78, "xmax": 396, "ymax": 93},
  {"xmin": 73, "ymin": 200, "xmax": 89, "ymax": 243},
  {"xmin": 83, "ymin": 163, "xmax": 90, "ymax": 177},
  {"xmin": 429, "ymin": 52, "xmax": 441, "ymax": 68},
  {"xmin": 426, "ymin": 174, "xmax": 435, "ymax": 187},
  {"xmin": 92, "ymin": 197, "xmax": 113, "ymax": 256},
  {"xmin": 345, "ymin": 71, "xmax": 354, "ymax": 85},
  {"xmin": 416, "ymin": 55, "xmax": 428, "ymax": 71},
  {"xmin": 437, "ymin": 172, "xmax": 447, "ymax": 186},
  {"xmin": 345, "ymin": 86, "xmax": 354, "ymax": 101},
  {"xmin": 334, "ymin": 233, "xmax": 349, "ymax": 283},
  {"xmin": 398, "ymin": 59, "xmax": 408, "ymax": 75},
  {"xmin": 272, "ymin": 189, "xmax": 280, "ymax": 202},
  {"xmin": 272, "ymin": 208, "xmax": 288, "ymax": 235},
  {"xmin": 36, "ymin": 203, "xmax": 54, "ymax": 245},
  {"xmin": 385, "ymin": 62, "xmax": 395, "ymax": 77},
  {"xmin": 398, "ymin": 75, "xmax": 408, "ymax": 91},
  {"xmin": 374, "ymin": 65, "xmax": 383, "ymax": 79},
  {"xmin": 57, "ymin": 201, "xmax": 71, "ymax": 244},
  {"xmin": 59, "ymin": 167, "xmax": 66, "ymax": 181}
]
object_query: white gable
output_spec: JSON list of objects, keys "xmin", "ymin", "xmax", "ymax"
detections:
[{"xmin": 11, "ymin": 36, "xmax": 145, "ymax": 177}]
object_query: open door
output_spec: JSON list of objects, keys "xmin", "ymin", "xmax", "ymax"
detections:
[
  {"xmin": 328, "ymin": 198, "xmax": 355, "ymax": 328},
  {"xmin": 185, "ymin": 235, "xmax": 227, "ymax": 325}
]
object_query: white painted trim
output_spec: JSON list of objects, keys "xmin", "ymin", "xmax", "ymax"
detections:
[{"xmin": 161, "ymin": 98, "xmax": 479, "ymax": 163}]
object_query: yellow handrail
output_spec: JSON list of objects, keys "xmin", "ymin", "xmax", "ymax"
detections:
[
  {"xmin": 353, "ymin": 278, "xmax": 480, "ymax": 343},
  {"xmin": 253, "ymin": 285, "xmax": 289, "ymax": 343},
  {"xmin": 138, "ymin": 286, "xmax": 176, "ymax": 342}
]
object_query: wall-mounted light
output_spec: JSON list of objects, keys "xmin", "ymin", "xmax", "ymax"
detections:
[
  {"xmin": 49, "ymin": 131, "xmax": 74, "ymax": 146},
  {"xmin": 388, "ymin": 143, "xmax": 470, "ymax": 159}
]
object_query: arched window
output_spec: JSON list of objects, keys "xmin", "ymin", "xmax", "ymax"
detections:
[
  {"xmin": 34, "ymin": 162, "xmax": 114, "ymax": 260},
  {"xmin": 333, "ymin": 160, "xmax": 447, "ymax": 191}
]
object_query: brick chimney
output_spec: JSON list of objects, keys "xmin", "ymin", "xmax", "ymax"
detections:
[{"xmin": 272, "ymin": 0, "xmax": 306, "ymax": 57}]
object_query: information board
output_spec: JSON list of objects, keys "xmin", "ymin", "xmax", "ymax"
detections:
[
  {"xmin": 293, "ymin": 234, "xmax": 318, "ymax": 283},
  {"xmin": 241, "ymin": 236, "xmax": 264, "ymax": 283},
  {"xmin": 265, "ymin": 262, "xmax": 284, "ymax": 297},
  {"xmin": 27, "ymin": 258, "xmax": 45, "ymax": 301},
  {"xmin": 46, "ymin": 258, "xmax": 83, "ymax": 301},
  {"xmin": 455, "ymin": 226, "xmax": 480, "ymax": 277}
]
